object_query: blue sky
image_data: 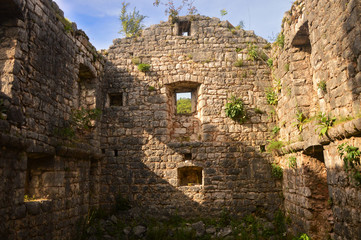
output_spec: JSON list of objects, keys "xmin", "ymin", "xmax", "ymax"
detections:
[{"xmin": 54, "ymin": 0, "xmax": 294, "ymax": 50}]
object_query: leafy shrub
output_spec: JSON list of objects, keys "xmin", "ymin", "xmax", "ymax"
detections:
[
  {"xmin": 247, "ymin": 43, "xmax": 268, "ymax": 62},
  {"xmin": 271, "ymin": 164, "xmax": 283, "ymax": 179},
  {"xmin": 138, "ymin": 63, "xmax": 151, "ymax": 72},
  {"xmin": 119, "ymin": 2, "xmax": 147, "ymax": 37},
  {"xmin": 275, "ymin": 33, "xmax": 285, "ymax": 48},
  {"xmin": 271, "ymin": 126, "xmax": 280, "ymax": 136},
  {"xmin": 316, "ymin": 112, "xmax": 335, "ymax": 136},
  {"xmin": 293, "ymin": 110, "xmax": 309, "ymax": 133},
  {"xmin": 266, "ymin": 88, "xmax": 278, "ymax": 105},
  {"xmin": 338, "ymin": 143, "xmax": 361, "ymax": 186},
  {"xmin": 72, "ymin": 108, "xmax": 102, "ymax": 131},
  {"xmin": 225, "ymin": 96, "xmax": 247, "ymax": 123}
]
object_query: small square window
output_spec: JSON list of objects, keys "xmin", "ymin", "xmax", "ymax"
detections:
[
  {"xmin": 109, "ymin": 93, "xmax": 123, "ymax": 107},
  {"xmin": 176, "ymin": 92, "xmax": 192, "ymax": 114},
  {"xmin": 178, "ymin": 166, "xmax": 202, "ymax": 186},
  {"xmin": 178, "ymin": 21, "xmax": 191, "ymax": 36}
]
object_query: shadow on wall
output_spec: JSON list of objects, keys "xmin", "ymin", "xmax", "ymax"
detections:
[{"xmin": 101, "ymin": 58, "xmax": 282, "ymax": 219}]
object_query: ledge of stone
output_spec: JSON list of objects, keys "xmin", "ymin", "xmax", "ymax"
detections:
[
  {"xmin": 56, "ymin": 143, "xmax": 102, "ymax": 160},
  {"xmin": 0, "ymin": 131, "xmax": 30, "ymax": 150},
  {"xmin": 280, "ymin": 118, "xmax": 361, "ymax": 155}
]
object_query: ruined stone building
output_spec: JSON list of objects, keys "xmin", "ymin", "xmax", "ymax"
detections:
[{"xmin": 0, "ymin": 0, "xmax": 360, "ymax": 239}]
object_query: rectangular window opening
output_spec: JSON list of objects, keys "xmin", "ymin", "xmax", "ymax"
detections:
[
  {"xmin": 114, "ymin": 150, "xmax": 118, "ymax": 157},
  {"xmin": 109, "ymin": 93, "xmax": 123, "ymax": 107},
  {"xmin": 178, "ymin": 21, "xmax": 191, "ymax": 36},
  {"xmin": 178, "ymin": 166, "xmax": 202, "ymax": 186},
  {"xmin": 176, "ymin": 92, "xmax": 192, "ymax": 114}
]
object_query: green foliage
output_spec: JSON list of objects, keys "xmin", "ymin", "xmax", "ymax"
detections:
[
  {"xmin": 177, "ymin": 98, "xmax": 191, "ymax": 114},
  {"xmin": 148, "ymin": 86, "xmax": 156, "ymax": 91},
  {"xmin": 72, "ymin": 108, "xmax": 102, "ymax": 131},
  {"xmin": 316, "ymin": 112, "xmax": 335, "ymax": 136},
  {"xmin": 225, "ymin": 96, "xmax": 247, "ymax": 123},
  {"xmin": 288, "ymin": 156, "xmax": 297, "ymax": 168},
  {"xmin": 54, "ymin": 126, "xmax": 76, "ymax": 139},
  {"xmin": 220, "ymin": 9, "xmax": 228, "ymax": 16},
  {"xmin": 271, "ymin": 163, "xmax": 283, "ymax": 179},
  {"xmin": 276, "ymin": 33, "xmax": 285, "ymax": 48},
  {"xmin": 119, "ymin": 2, "xmax": 147, "ymax": 37},
  {"xmin": 247, "ymin": 43, "xmax": 268, "ymax": 62},
  {"xmin": 24, "ymin": 194, "xmax": 36, "ymax": 202},
  {"xmin": 56, "ymin": 14, "xmax": 73, "ymax": 33},
  {"xmin": 338, "ymin": 143, "xmax": 361, "ymax": 186},
  {"xmin": 266, "ymin": 88, "xmax": 278, "ymax": 105},
  {"xmin": 266, "ymin": 140, "xmax": 283, "ymax": 153},
  {"xmin": 153, "ymin": 0, "xmax": 197, "ymax": 20},
  {"xmin": 235, "ymin": 47, "xmax": 242, "ymax": 53},
  {"xmin": 293, "ymin": 110, "xmax": 309, "ymax": 133},
  {"xmin": 318, "ymin": 80, "xmax": 327, "ymax": 93},
  {"xmin": 293, "ymin": 233, "xmax": 311, "ymax": 240},
  {"xmin": 267, "ymin": 58, "xmax": 273, "ymax": 67},
  {"xmin": 271, "ymin": 126, "xmax": 280, "ymax": 136},
  {"xmin": 234, "ymin": 59, "xmax": 244, "ymax": 67},
  {"xmin": 138, "ymin": 63, "xmax": 151, "ymax": 72}
]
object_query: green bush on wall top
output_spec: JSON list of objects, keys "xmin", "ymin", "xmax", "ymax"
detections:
[{"xmin": 225, "ymin": 96, "xmax": 246, "ymax": 123}]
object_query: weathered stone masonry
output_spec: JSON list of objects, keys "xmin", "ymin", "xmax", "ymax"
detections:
[
  {"xmin": 1, "ymin": 0, "xmax": 361, "ymax": 239},
  {"xmin": 1, "ymin": 0, "xmax": 103, "ymax": 239},
  {"xmin": 101, "ymin": 15, "xmax": 280, "ymax": 217}
]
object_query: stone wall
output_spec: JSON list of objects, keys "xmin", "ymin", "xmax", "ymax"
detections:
[
  {"xmin": 0, "ymin": 0, "xmax": 103, "ymax": 239},
  {"xmin": 101, "ymin": 15, "xmax": 282, "ymax": 217},
  {"xmin": 272, "ymin": 0, "xmax": 361, "ymax": 239}
]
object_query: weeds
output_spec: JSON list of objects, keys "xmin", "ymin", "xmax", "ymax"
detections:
[
  {"xmin": 234, "ymin": 59, "xmax": 244, "ymax": 67},
  {"xmin": 318, "ymin": 80, "xmax": 327, "ymax": 93},
  {"xmin": 315, "ymin": 112, "xmax": 335, "ymax": 136},
  {"xmin": 271, "ymin": 163, "xmax": 283, "ymax": 179},
  {"xmin": 292, "ymin": 110, "xmax": 309, "ymax": 133},
  {"xmin": 225, "ymin": 96, "xmax": 247, "ymax": 123},
  {"xmin": 138, "ymin": 63, "xmax": 151, "ymax": 72},
  {"xmin": 275, "ymin": 33, "xmax": 285, "ymax": 48},
  {"xmin": 338, "ymin": 143, "xmax": 361, "ymax": 186},
  {"xmin": 266, "ymin": 88, "xmax": 278, "ymax": 105},
  {"xmin": 288, "ymin": 155, "xmax": 297, "ymax": 168}
]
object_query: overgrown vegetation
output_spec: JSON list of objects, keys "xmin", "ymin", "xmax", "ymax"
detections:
[
  {"xmin": 266, "ymin": 140, "xmax": 284, "ymax": 153},
  {"xmin": 56, "ymin": 14, "xmax": 73, "ymax": 33},
  {"xmin": 288, "ymin": 155, "xmax": 297, "ymax": 169},
  {"xmin": 55, "ymin": 108, "xmax": 101, "ymax": 140},
  {"xmin": 153, "ymin": 0, "xmax": 197, "ymax": 20},
  {"xmin": 119, "ymin": 1, "xmax": 147, "ymax": 37},
  {"xmin": 247, "ymin": 43, "xmax": 268, "ymax": 62},
  {"xmin": 225, "ymin": 96, "xmax": 247, "ymax": 123},
  {"xmin": 177, "ymin": 98, "xmax": 192, "ymax": 114},
  {"xmin": 138, "ymin": 63, "xmax": 151, "ymax": 72},
  {"xmin": 267, "ymin": 58, "xmax": 273, "ymax": 68},
  {"xmin": 317, "ymin": 80, "xmax": 327, "ymax": 93},
  {"xmin": 275, "ymin": 33, "xmax": 285, "ymax": 48},
  {"xmin": 293, "ymin": 110, "xmax": 309, "ymax": 133},
  {"xmin": 315, "ymin": 112, "xmax": 335, "ymax": 137},
  {"xmin": 338, "ymin": 143, "xmax": 361, "ymax": 186},
  {"xmin": 266, "ymin": 88, "xmax": 278, "ymax": 105},
  {"xmin": 271, "ymin": 163, "xmax": 283, "ymax": 179}
]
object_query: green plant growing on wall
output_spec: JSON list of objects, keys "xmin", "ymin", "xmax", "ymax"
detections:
[
  {"xmin": 234, "ymin": 59, "xmax": 244, "ymax": 67},
  {"xmin": 318, "ymin": 80, "xmax": 327, "ymax": 93},
  {"xmin": 271, "ymin": 163, "xmax": 283, "ymax": 179},
  {"xmin": 72, "ymin": 108, "xmax": 102, "ymax": 132},
  {"xmin": 288, "ymin": 155, "xmax": 297, "ymax": 168},
  {"xmin": 316, "ymin": 112, "xmax": 335, "ymax": 136},
  {"xmin": 275, "ymin": 32, "xmax": 285, "ymax": 48},
  {"xmin": 266, "ymin": 140, "xmax": 283, "ymax": 153},
  {"xmin": 292, "ymin": 110, "xmax": 309, "ymax": 133},
  {"xmin": 220, "ymin": 9, "xmax": 228, "ymax": 17},
  {"xmin": 266, "ymin": 88, "xmax": 278, "ymax": 105},
  {"xmin": 235, "ymin": 20, "xmax": 244, "ymax": 30},
  {"xmin": 153, "ymin": 0, "xmax": 197, "ymax": 21},
  {"xmin": 235, "ymin": 47, "xmax": 242, "ymax": 53},
  {"xmin": 138, "ymin": 63, "xmax": 151, "ymax": 72},
  {"xmin": 267, "ymin": 58, "xmax": 273, "ymax": 68},
  {"xmin": 225, "ymin": 96, "xmax": 247, "ymax": 123},
  {"xmin": 338, "ymin": 143, "xmax": 361, "ymax": 186},
  {"xmin": 119, "ymin": 2, "xmax": 147, "ymax": 37},
  {"xmin": 56, "ymin": 14, "xmax": 73, "ymax": 33},
  {"xmin": 254, "ymin": 107, "xmax": 264, "ymax": 114},
  {"xmin": 271, "ymin": 126, "xmax": 280, "ymax": 136},
  {"xmin": 148, "ymin": 86, "xmax": 156, "ymax": 91},
  {"xmin": 247, "ymin": 43, "xmax": 268, "ymax": 62}
]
